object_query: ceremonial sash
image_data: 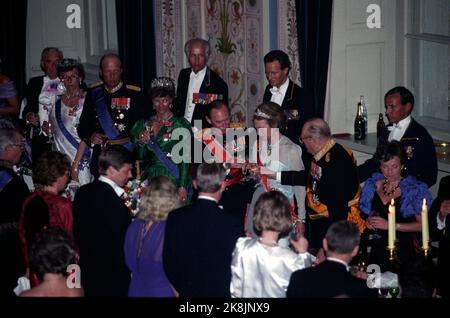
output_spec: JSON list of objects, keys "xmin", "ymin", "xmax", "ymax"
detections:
[
  {"xmin": 195, "ymin": 128, "xmax": 243, "ymax": 186},
  {"xmin": 92, "ymin": 88, "xmax": 133, "ymax": 151},
  {"xmin": 147, "ymin": 137, "xmax": 192, "ymax": 195},
  {"xmin": 306, "ymin": 147, "xmax": 365, "ymax": 233},
  {"xmin": 55, "ymin": 99, "xmax": 91, "ymax": 167},
  {"xmin": 0, "ymin": 170, "xmax": 13, "ymax": 192}
]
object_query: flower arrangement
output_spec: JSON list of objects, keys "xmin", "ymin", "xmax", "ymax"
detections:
[{"xmin": 122, "ymin": 179, "xmax": 148, "ymax": 216}]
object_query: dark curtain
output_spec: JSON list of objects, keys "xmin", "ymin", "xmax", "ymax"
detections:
[
  {"xmin": 115, "ymin": 0, "xmax": 156, "ymax": 92},
  {"xmin": 0, "ymin": 0, "xmax": 27, "ymax": 100},
  {"xmin": 296, "ymin": 0, "xmax": 333, "ymax": 118}
]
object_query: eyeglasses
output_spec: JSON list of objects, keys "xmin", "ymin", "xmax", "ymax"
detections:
[
  {"xmin": 11, "ymin": 142, "xmax": 25, "ymax": 150},
  {"xmin": 61, "ymin": 74, "xmax": 79, "ymax": 81},
  {"xmin": 299, "ymin": 136, "xmax": 312, "ymax": 144}
]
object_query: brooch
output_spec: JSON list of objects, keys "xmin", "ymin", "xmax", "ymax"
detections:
[
  {"xmin": 163, "ymin": 133, "xmax": 171, "ymax": 142},
  {"xmin": 405, "ymin": 146, "xmax": 414, "ymax": 160}
]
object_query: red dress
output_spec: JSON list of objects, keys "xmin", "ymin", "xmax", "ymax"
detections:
[{"xmin": 18, "ymin": 190, "xmax": 73, "ymax": 286}]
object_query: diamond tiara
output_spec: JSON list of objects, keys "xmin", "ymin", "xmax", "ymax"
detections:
[
  {"xmin": 255, "ymin": 108, "xmax": 271, "ymax": 120},
  {"xmin": 151, "ymin": 77, "xmax": 175, "ymax": 90}
]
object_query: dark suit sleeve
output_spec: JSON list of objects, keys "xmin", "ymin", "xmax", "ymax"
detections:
[
  {"xmin": 286, "ymin": 270, "xmax": 307, "ymax": 298},
  {"xmin": 429, "ymin": 176, "xmax": 450, "ymax": 240},
  {"xmin": 415, "ymin": 131, "xmax": 437, "ymax": 187},
  {"xmin": 281, "ymin": 170, "xmax": 307, "ymax": 186},
  {"xmin": 77, "ymin": 90, "xmax": 98, "ymax": 144},
  {"xmin": 23, "ymin": 77, "xmax": 41, "ymax": 117},
  {"xmin": 174, "ymin": 69, "xmax": 188, "ymax": 117},
  {"xmin": 322, "ymin": 149, "xmax": 359, "ymax": 223},
  {"xmin": 221, "ymin": 79, "xmax": 228, "ymax": 105}
]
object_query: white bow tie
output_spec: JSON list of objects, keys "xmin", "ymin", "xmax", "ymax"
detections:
[
  {"xmin": 190, "ymin": 71, "xmax": 201, "ymax": 79},
  {"xmin": 270, "ymin": 87, "xmax": 281, "ymax": 95},
  {"xmin": 387, "ymin": 123, "xmax": 401, "ymax": 131}
]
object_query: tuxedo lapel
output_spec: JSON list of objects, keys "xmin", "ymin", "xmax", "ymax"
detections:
[
  {"xmin": 281, "ymin": 80, "xmax": 295, "ymax": 108},
  {"xmin": 200, "ymin": 67, "xmax": 211, "ymax": 90}
]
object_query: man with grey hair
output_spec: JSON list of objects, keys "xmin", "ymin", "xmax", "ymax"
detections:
[
  {"xmin": 0, "ymin": 128, "xmax": 29, "ymax": 295},
  {"xmin": 174, "ymin": 38, "xmax": 228, "ymax": 126},
  {"xmin": 23, "ymin": 47, "xmax": 63, "ymax": 163},
  {"xmin": 287, "ymin": 220, "xmax": 377, "ymax": 298},
  {"xmin": 163, "ymin": 163, "xmax": 243, "ymax": 297},
  {"xmin": 272, "ymin": 118, "xmax": 361, "ymax": 253}
]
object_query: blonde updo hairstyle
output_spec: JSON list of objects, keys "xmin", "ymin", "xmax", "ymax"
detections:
[
  {"xmin": 137, "ymin": 176, "xmax": 181, "ymax": 222},
  {"xmin": 253, "ymin": 101, "xmax": 287, "ymax": 130}
]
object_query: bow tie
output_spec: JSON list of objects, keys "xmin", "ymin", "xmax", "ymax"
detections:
[
  {"xmin": 270, "ymin": 87, "xmax": 281, "ymax": 95},
  {"xmin": 387, "ymin": 123, "xmax": 401, "ymax": 131},
  {"xmin": 190, "ymin": 71, "xmax": 201, "ymax": 79}
]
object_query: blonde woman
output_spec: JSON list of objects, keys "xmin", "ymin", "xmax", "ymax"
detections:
[
  {"xmin": 231, "ymin": 191, "xmax": 313, "ymax": 297},
  {"xmin": 123, "ymin": 176, "xmax": 180, "ymax": 297}
]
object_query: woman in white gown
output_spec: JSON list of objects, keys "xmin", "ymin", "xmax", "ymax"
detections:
[
  {"xmin": 231, "ymin": 191, "xmax": 313, "ymax": 298},
  {"xmin": 245, "ymin": 102, "xmax": 306, "ymax": 247},
  {"xmin": 40, "ymin": 59, "xmax": 92, "ymax": 186}
]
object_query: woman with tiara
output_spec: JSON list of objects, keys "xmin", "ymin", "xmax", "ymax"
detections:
[{"xmin": 131, "ymin": 77, "xmax": 193, "ymax": 204}]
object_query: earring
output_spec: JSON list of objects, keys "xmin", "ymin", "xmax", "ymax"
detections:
[{"xmin": 169, "ymin": 104, "xmax": 173, "ymax": 109}]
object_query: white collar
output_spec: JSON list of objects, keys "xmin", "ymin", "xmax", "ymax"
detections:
[
  {"xmin": 327, "ymin": 257, "xmax": 349, "ymax": 271},
  {"xmin": 393, "ymin": 115, "xmax": 411, "ymax": 129},
  {"xmin": 270, "ymin": 78, "xmax": 290, "ymax": 95},
  {"xmin": 98, "ymin": 176, "xmax": 124, "ymax": 197},
  {"xmin": 43, "ymin": 76, "xmax": 59, "ymax": 83},
  {"xmin": 190, "ymin": 66, "xmax": 207, "ymax": 79},
  {"xmin": 198, "ymin": 195, "xmax": 218, "ymax": 203}
]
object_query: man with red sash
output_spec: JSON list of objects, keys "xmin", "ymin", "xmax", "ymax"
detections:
[
  {"xmin": 269, "ymin": 118, "xmax": 364, "ymax": 254},
  {"xmin": 194, "ymin": 101, "xmax": 255, "ymax": 228},
  {"xmin": 77, "ymin": 53, "xmax": 149, "ymax": 177}
]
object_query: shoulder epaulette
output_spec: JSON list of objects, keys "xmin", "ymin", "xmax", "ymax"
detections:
[
  {"xmin": 89, "ymin": 81, "xmax": 103, "ymax": 89},
  {"xmin": 126, "ymin": 84, "xmax": 141, "ymax": 92}
]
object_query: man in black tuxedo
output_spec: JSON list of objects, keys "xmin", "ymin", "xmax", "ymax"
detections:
[
  {"xmin": 174, "ymin": 38, "xmax": 228, "ymax": 128},
  {"xmin": 77, "ymin": 53, "xmax": 148, "ymax": 177},
  {"xmin": 73, "ymin": 146, "xmax": 133, "ymax": 296},
  {"xmin": 287, "ymin": 220, "xmax": 377, "ymax": 298},
  {"xmin": 269, "ymin": 118, "xmax": 361, "ymax": 252},
  {"xmin": 358, "ymin": 86, "xmax": 437, "ymax": 188},
  {"xmin": 429, "ymin": 175, "xmax": 450, "ymax": 297},
  {"xmin": 23, "ymin": 47, "xmax": 63, "ymax": 163},
  {"xmin": 262, "ymin": 50, "xmax": 310, "ymax": 145},
  {"xmin": 0, "ymin": 129, "xmax": 29, "ymax": 296},
  {"xmin": 163, "ymin": 163, "xmax": 243, "ymax": 297}
]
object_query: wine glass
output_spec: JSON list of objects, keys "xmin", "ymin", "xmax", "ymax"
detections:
[
  {"xmin": 388, "ymin": 286, "xmax": 400, "ymax": 298},
  {"xmin": 369, "ymin": 210, "xmax": 382, "ymax": 239}
]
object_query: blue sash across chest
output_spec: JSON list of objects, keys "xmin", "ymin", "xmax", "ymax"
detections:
[
  {"xmin": 92, "ymin": 87, "xmax": 133, "ymax": 150},
  {"xmin": 55, "ymin": 99, "xmax": 91, "ymax": 161},
  {"xmin": 0, "ymin": 170, "xmax": 13, "ymax": 192}
]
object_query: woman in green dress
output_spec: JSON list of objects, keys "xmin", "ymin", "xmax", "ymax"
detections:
[{"xmin": 131, "ymin": 77, "xmax": 192, "ymax": 203}]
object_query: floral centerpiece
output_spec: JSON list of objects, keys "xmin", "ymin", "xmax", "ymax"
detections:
[{"xmin": 122, "ymin": 179, "xmax": 148, "ymax": 216}]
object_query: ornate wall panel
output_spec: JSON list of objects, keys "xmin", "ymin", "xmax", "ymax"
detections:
[{"xmin": 277, "ymin": 0, "xmax": 301, "ymax": 86}]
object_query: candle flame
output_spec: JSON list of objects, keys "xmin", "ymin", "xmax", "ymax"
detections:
[{"xmin": 390, "ymin": 198, "xmax": 394, "ymax": 205}]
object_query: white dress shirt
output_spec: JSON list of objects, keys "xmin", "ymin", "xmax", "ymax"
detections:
[
  {"xmin": 99, "ymin": 175, "xmax": 124, "ymax": 197},
  {"xmin": 388, "ymin": 115, "xmax": 411, "ymax": 142},
  {"xmin": 437, "ymin": 213, "xmax": 447, "ymax": 230},
  {"xmin": 270, "ymin": 78, "xmax": 290, "ymax": 106},
  {"xmin": 184, "ymin": 67, "xmax": 207, "ymax": 123}
]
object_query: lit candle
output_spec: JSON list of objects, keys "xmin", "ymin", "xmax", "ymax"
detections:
[
  {"xmin": 388, "ymin": 199, "xmax": 395, "ymax": 249},
  {"xmin": 421, "ymin": 198, "xmax": 429, "ymax": 249}
]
